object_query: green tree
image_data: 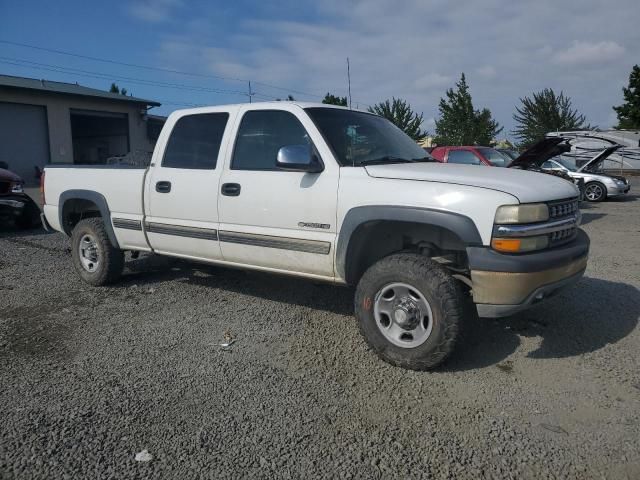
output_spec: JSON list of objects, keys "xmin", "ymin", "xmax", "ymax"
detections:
[
  {"xmin": 512, "ymin": 88, "xmax": 590, "ymax": 147},
  {"xmin": 613, "ymin": 64, "xmax": 640, "ymax": 129},
  {"xmin": 322, "ymin": 92, "xmax": 348, "ymax": 106},
  {"xmin": 433, "ymin": 73, "xmax": 502, "ymax": 146},
  {"xmin": 109, "ymin": 82, "xmax": 128, "ymax": 96},
  {"xmin": 275, "ymin": 95, "xmax": 295, "ymax": 101},
  {"xmin": 367, "ymin": 97, "xmax": 427, "ymax": 141}
]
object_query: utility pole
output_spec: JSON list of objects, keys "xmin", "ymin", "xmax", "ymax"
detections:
[
  {"xmin": 347, "ymin": 57, "xmax": 352, "ymax": 109},
  {"xmin": 248, "ymin": 81, "xmax": 253, "ymax": 103}
]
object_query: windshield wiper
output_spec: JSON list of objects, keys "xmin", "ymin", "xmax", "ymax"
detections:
[{"xmin": 359, "ymin": 156, "xmax": 412, "ymax": 166}]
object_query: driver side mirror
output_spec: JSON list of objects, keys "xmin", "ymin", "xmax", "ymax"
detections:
[{"xmin": 276, "ymin": 145, "xmax": 323, "ymax": 173}]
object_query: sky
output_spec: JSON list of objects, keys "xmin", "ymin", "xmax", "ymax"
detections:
[{"xmin": 1, "ymin": 0, "xmax": 638, "ymax": 139}]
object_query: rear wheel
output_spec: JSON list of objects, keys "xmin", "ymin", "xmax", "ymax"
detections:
[
  {"xmin": 355, "ymin": 253, "xmax": 463, "ymax": 370},
  {"xmin": 584, "ymin": 182, "xmax": 606, "ymax": 202},
  {"xmin": 71, "ymin": 218, "xmax": 124, "ymax": 286}
]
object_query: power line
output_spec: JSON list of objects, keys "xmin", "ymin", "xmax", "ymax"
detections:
[
  {"xmin": 0, "ymin": 39, "xmax": 326, "ymax": 99},
  {"xmin": 0, "ymin": 39, "xmax": 372, "ymax": 107},
  {"xmin": 0, "ymin": 57, "xmax": 248, "ymax": 96},
  {"xmin": 0, "ymin": 58, "xmax": 280, "ymax": 103}
]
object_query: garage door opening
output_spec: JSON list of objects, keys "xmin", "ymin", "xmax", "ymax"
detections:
[
  {"xmin": 70, "ymin": 109, "xmax": 129, "ymax": 164},
  {"xmin": 0, "ymin": 102, "xmax": 50, "ymax": 186}
]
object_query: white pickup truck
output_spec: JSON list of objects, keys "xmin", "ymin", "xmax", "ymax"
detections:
[{"xmin": 42, "ymin": 102, "xmax": 589, "ymax": 370}]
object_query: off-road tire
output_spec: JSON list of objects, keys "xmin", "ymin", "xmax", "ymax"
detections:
[
  {"xmin": 71, "ymin": 218, "xmax": 124, "ymax": 286},
  {"xmin": 584, "ymin": 181, "xmax": 607, "ymax": 202},
  {"xmin": 355, "ymin": 253, "xmax": 463, "ymax": 370}
]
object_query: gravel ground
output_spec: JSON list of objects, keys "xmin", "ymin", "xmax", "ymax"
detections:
[{"xmin": 1, "ymin": 180, "xmax": 639, "ymax": 479}]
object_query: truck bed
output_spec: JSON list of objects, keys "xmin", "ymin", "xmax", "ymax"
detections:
[{"xmin": 43, "ymin": 165, "xmax": 147, "ymax": 234}]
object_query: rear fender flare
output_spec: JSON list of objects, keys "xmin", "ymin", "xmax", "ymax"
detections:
[{"xmin": 59, "ymin": 189, "xmax": 119, "ymax": 248}]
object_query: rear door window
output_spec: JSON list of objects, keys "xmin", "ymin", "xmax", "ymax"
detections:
[{"xmin": 162, "ymin": 113, "xmax": 229, "ymax": 169}]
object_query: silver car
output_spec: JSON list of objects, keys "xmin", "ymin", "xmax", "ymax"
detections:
[{"xmin": 542, "ymin": 146, "xmax": 631, "ymax": 202}]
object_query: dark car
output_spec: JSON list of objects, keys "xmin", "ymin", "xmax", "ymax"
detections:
[{"xmin": 0, "ymin": 166, "xmax": 41, "ymax": 229}]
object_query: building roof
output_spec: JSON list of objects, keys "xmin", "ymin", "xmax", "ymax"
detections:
[{"xmin": 0, "ymin": 74, "xmax": 161, "ymax": 106}]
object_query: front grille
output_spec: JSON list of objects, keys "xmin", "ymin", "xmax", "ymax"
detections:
[
  {"xmin": 548, "ymin": 198, "xmax": 579, "ymax": 219},
  {"xmin": 550, "ymin": 226, "xmax": 577, "ymax": 246}
]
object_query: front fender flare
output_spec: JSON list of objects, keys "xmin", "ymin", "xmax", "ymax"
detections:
[{"xmin": 336, "ymin": 205, "xmax": 482, "ymax": 282}]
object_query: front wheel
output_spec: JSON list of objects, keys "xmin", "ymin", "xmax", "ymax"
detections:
[
  {"xmin": 584, "ymin": 182, "xmax": 606, "ymax": 202},
  {"xmin": 71, "ymin": 218, "xmax": 124, "ymax": 286},
  {"xmin": 355, "ymin": 253, "xmax": 464, "ymax": 370}
]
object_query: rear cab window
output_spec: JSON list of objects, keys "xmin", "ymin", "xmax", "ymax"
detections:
[{"xmin": 163, "ymin": 112, "xmax": 229, "ymax": 169}]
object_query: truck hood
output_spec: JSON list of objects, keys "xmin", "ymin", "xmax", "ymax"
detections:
[{"xmin": 364, "ymin": 163, "xmax": 578, "ymax": 203}]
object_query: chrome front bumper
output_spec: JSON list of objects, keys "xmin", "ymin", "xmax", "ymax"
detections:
[{"xmin": 0, "ymin": 198, "xmax": 26, "ymax": 217}]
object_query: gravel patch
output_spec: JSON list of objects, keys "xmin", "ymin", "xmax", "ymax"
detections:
[{"xmin": 1, "ymin": 180, "xmax": 639, "ymax": 479}]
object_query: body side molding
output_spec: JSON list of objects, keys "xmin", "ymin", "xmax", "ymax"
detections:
[
  {"xmin": 219, "ymin": 230, "xmax": 331, "ymax": 255},
  {"xmin": 146, "ymin": 222, "xmax": 218, "ymax": 241},
  {"xmin": 112, "ymin": 218, "xmax": 143, "ymax": 231}
]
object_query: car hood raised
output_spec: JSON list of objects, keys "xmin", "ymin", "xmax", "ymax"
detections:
[
  {"xmin": 364, "ymin": 163, "xmax": 578, "ymax": 203},
  {"xmin": 577, "ymin": 145, "xmax": 622, "ymax": 173},
  {"xmin": 507, "ymin": 137, "xmax": 571, "ymax": 168}
]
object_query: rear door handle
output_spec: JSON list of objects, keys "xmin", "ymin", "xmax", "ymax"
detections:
[
  {"xmin": 156, "ymin": 181, "xmax": 171, "ymax": 193},
  {"xmin": 221, "ymin": 183, "xmax": 241, "ymax": 196}
]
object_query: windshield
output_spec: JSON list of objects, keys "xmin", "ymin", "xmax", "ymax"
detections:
[
  {"xmin": 555, "ymin": 157, "xmax": 578, "ymax": 172},
  {"xmin": 477, "ymin": 147, "xmax": 509, "ymax": 167},
  {"xmin": 499, "ymin": 149, "xmax": 519, "ymax": 161},
  {"xmin": 305, "ymin": 108, "xmax": 430, "ymax": 166}
]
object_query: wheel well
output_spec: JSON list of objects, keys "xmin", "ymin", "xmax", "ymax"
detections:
[
  {"xmin": 344, "ymin": 220, "xmax": 469, "ymax": 285},
  {"xmin": 61, "ymin": 198, "xmax": 103, "ymax": 235}
]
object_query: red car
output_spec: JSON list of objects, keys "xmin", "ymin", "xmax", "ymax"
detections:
[{"xmin": 429, "ymin": 146, "xmax": 509, "ymax": 167}]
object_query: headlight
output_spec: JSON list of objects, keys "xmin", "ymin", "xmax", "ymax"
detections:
[
  {"xmin": 494, "ymin": 204, "xmax": 549, "ymax": 224},
  {"xmin": 10, "ymin": 181, "xmax": 24, "ymax": 193},
  {"xmin": 491, "ymin": 235, "xmax": 549, "ymax": 253}
]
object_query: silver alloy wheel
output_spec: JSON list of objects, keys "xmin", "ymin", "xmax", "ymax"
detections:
[
  {"xmin": 585, "ymin": 183, "xmax": 604, "ymax": 201},
  {"xmin": 78, "ymin": 234, "xmax": 100, "ymax": 273},
  {"xmin": 373, "ymin": 282, "xmax": 434, "ymax": 348}
]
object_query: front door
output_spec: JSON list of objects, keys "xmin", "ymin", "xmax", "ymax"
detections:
[
  {"xmin": 145, "ymin": 111, "xmax": 232, "ymax": 260},
  {"xmin": 217, "ymin": 106, "xmax": 338, "ymax": 278}
]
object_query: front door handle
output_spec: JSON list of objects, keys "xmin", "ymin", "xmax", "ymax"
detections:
[
  {"xmin": 156, "ymin": 181, "xmax": 171, "ymax": 193},
  {"xmin": 221, "ymin": 183, "xmax": 241, "ymax": 196}
]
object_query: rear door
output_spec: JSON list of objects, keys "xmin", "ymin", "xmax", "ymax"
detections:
[
  {"xmin": 145, "ymin": 109, "xmax": 234, "ymax": 260},
  {"xmin": 217, "ymin": 105, "xmax": 338, "ymax": 278}
]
